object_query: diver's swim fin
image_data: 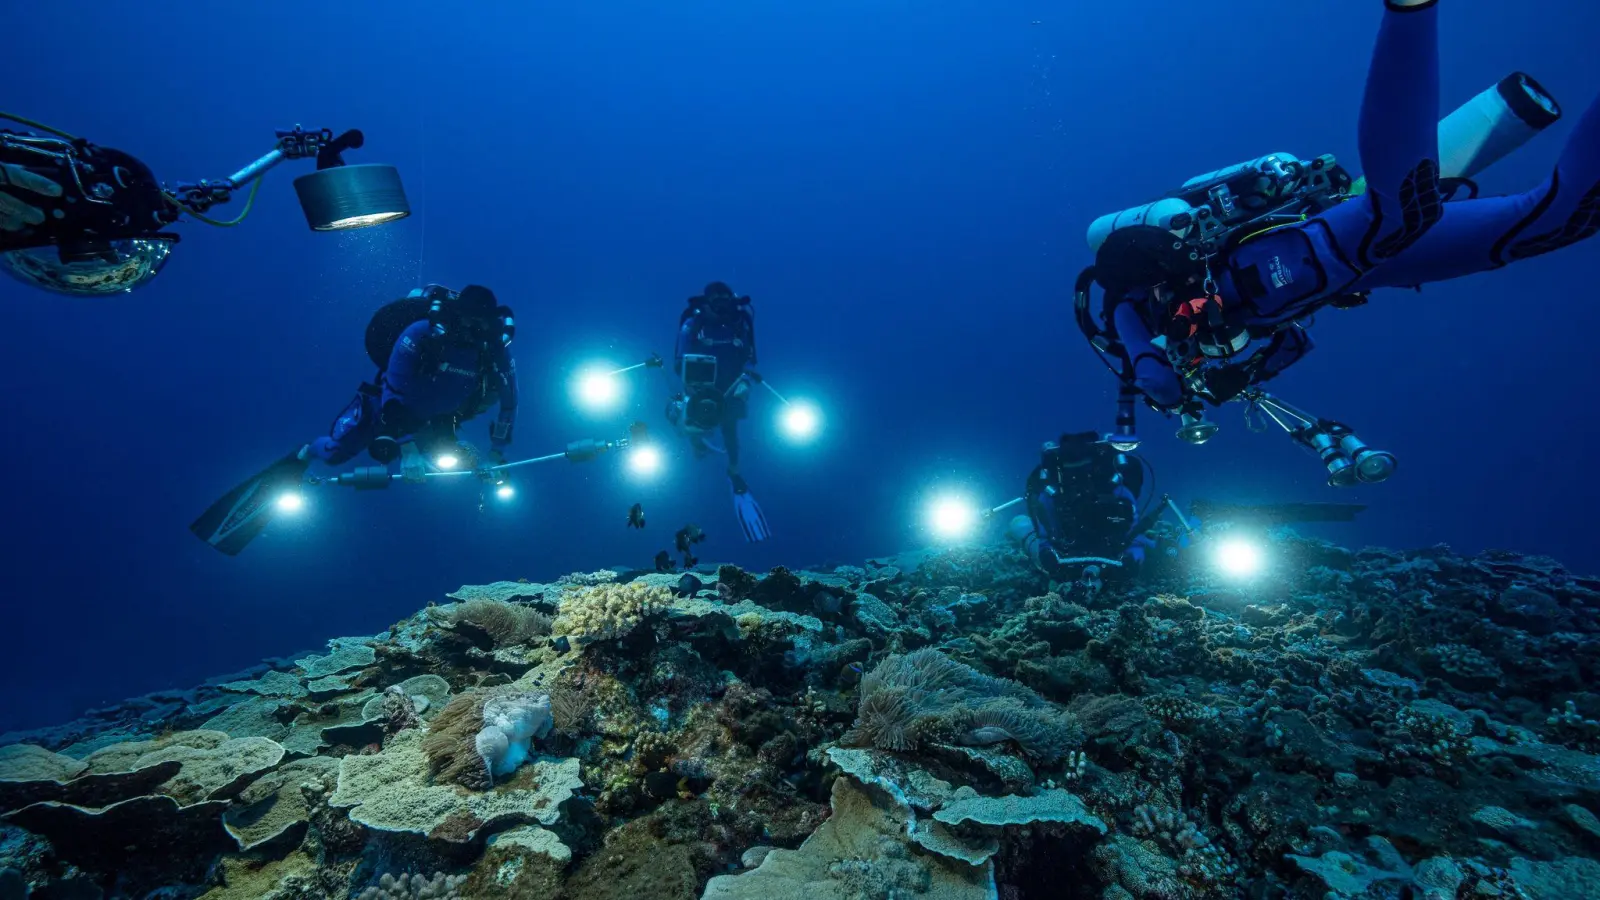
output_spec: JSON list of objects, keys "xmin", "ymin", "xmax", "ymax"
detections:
[
  {"xmin": 191, "ymin": 449, "xmax": 312, "ymax": 556},
  {"xmin": 729, "ymin": 476, "xmax": 771, "ymax": 542}
]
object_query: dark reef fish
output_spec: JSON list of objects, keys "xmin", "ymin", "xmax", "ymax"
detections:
[{"xmin": 627, "ymin": 503, "xmax": 646, "ymax": 529}]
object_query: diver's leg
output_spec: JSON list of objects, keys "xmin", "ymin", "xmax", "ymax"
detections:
[
  {"xmin": 308, "ymin": 390, "xmax": 379, "ymax": 465},
  {"xmin": 1354, "ymin": 94, "xmax": 1600, "ymax": 289},
  {"xmin": 1323, "ymin": 0, "xmax": 1444, "ymax": 269},
  {"xmin": 721, "ymin": 419, "xmax": 742, "ymax": 472}
]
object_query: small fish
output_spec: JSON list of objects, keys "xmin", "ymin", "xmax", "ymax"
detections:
[
  {"xmin": 627, "ymin": 503, "xmax": 646, "ymax": 529},
  {"xmin": 654, "ymin": 550, "xmax": 677, "ymax": 573},
  {"xmin": 675, "ymin": 523, "xmax": 705, "ymax": 555}
]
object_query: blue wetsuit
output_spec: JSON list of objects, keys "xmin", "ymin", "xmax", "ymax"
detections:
[
  {"xmin": 673, "ymin": 307, "xmax": 756, "ymax": 464},
  {"xmin": 311, "ymin": 319, "xmax": 518, "ymax": 465},
  {"xmin": 1121, "ymin": 1, "xmax": 1600, "ymax": 410}
]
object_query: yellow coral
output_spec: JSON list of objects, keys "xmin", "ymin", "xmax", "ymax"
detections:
[{"xmin": 551, "ymin": 582, "xmax": 669, "ymax": 643}]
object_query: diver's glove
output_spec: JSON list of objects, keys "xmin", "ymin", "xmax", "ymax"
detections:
[
  {"xmin": 399, "ymin": 442, "xmax": 428, "ymax": 484},
  {"xmin": 0, "ymin": 162, "xmax": 63, "ymax": 232},
  {"xmin": 1202, "ymin": 365, "xmax": 1255, "ymax": 404},
  {"xmin": 475, "ymin": 447, "xmax": 507, "ymax": 482}
]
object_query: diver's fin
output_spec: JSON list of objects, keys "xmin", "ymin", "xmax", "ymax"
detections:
[
  {"xmin": 730, "ymin": 478, "xmax": 772, "ymax": 542},
  {"xmin": 191, "ymin": 449, "xmax": 312, "ymax": 556}
]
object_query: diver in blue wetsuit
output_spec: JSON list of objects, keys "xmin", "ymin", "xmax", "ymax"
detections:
[
  {"xmin": 310, "ymin": 283, "xmax": 518, "ymax": 480},
  {"xmin": 1006, "ymin": 433, "xmax": 1159, "ymax": 584},
  {"xmin": 1078, "ymin": 0, "xmax": 1600, "ymax": 466},
  {"xmin": 666, "ymin": 281, "xmax": 772, "ymax": 542},
  {"xmin": 189, "ymin": 284, "xmax": 518, "ymax": 555}
]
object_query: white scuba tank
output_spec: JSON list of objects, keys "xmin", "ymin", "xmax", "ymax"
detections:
[
  {"xmin": 1437, "ymin": 72, "xmax": 1562, "ymax": 180},
  {"xmin": 1086, "ymin": 72, "xmax": 1564, "ymax": 253},
  {"xmin": 1086, "ymin": 153, "xmax": 1300, "ymax": 253}
]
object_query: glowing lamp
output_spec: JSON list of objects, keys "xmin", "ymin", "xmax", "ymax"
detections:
[{"xmin": 292, "ymin": 164, "xmax": 410, "ymax": 231}]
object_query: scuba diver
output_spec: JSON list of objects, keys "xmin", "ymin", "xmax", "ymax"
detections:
[
  {"xmin": 191, "ymin": 284, "xmax": 517, "ymax": 554},
  {"xmin": 1005, "ymin": 432, "xmax": 1170, "ymax": 585},
  {"xmin": 0, "ymin": 116, "xmax": 407, "ymax": 296},
  {"xmin": 666, "ymin": 281, "xmax": 773, "ymax": 542},
  {"xmin": 1076, "ymin": 0, "xmax": 1600, "ymax": 481}
]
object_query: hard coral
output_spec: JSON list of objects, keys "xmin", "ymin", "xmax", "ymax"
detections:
[{"xmin": 553, "ymin": 582, "xmax": 670, "ymax": 644}]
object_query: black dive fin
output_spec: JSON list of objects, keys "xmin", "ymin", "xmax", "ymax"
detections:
[{"xmin": 191, "ymin": 450, "xmax": 312, "ymax": 555}]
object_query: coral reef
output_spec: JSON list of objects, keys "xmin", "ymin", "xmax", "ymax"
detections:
[{"xmin": 1, "ymin": 533, "xmax": 1598, "ymax": 898}]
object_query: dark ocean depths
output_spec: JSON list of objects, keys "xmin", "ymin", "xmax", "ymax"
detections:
[{"xmin": 2, "ymin": 0, "xmax": 1597, "ymax": 742}]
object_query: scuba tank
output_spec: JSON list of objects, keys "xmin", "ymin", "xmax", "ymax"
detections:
[
  {"xmin": 1086, "ymin": 152, "xmax": 1354, "ymax": 259},
  {"xmin": 1086, "ymin": 71, "xmax": 1565, "ymax": 258},
  {"xmin": 1437, "ymin": 72, "xmax": 1562, "ymax": 181},
  {"xmin": 364, "ymin": 285, "xmax": 514, "ymax": 370}
]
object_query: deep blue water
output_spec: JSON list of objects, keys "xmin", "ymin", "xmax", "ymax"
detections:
[{"xmin": 3, "ymin": 0, "xmax": 1596, "ymax": 734}]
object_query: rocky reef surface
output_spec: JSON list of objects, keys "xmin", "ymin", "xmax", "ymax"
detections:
[{"xmin": 4, "ymin": 529, "xmax": 1600, "ymax": 899}]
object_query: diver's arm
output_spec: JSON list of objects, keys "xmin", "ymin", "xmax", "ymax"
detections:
[
  {"xmin": 1205, "ymin": 328, "xmax": 1317, "ymax": 401},
  {"xmin": 491, "ymin": 349, "xmax": 518, "ymax": 449},
  {"xmin": 1256, "ymin": 328, "xmax": 1314, "ymax": 381},
  {"xmin": 378, "ymin": 320, "xmax": 435, "ymax": 439},
  {"xmin": 673, "ymin": 322, "xmax": 693, "ymax": 373},
  {"xmin": 1111, "ymin": 301, "xmax": 1184, "ymax": 411}
]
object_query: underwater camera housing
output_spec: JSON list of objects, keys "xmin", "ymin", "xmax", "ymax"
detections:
[
  {"xmin": 683, "ymin": 389, "xmax": 725, "ymax": 432},
  {"xmin": 0, "ymin": 135, "xmax": 181, "ymax": 296},
  {"xmin": 0, "ymin": 122, "xmax": 408, "ymax": 296}
]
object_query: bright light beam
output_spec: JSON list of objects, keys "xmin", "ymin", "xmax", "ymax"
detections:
[
  {"xmin": 275, "ymin": 492, "xmax": 306, "ymax": 514},
  {"xmin": 573, "ymin": 364, "xmax": 625, "ymax": 414},
  {"xmin": 926, "ymin": 494, "xmax": 979, "ymax": 541},
  {"xmin": 1213, "ymin": 538, "xmax": 1265, "ymax": 578},
  {"xmin": 496, "ymin": 484, "xmax": 516, "ymax": 501},
  {"xmin": 627, "ymin": 444, "xmax": 664, "ymax": 479},
  {"xmin": 435, "ymin": 454, "xmax": 460, "ymax": 470},
  {"xmin": 779, "ymin": 401, "xmax": 822, "ymax": 443}
]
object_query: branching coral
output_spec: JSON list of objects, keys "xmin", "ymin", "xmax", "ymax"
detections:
[
  {"xmin": 444, "ymin": 599, "xmax": 552, "ymax": 648},
  {"xmin": 552, "ymin": 582, "xmax": 670, "ymax": 643},
  {"xmin": 358, "ymin": 872, "xmax": 467, "ymax": 900},
  {"xmin": 842, "ymin": 649, "xmax": 1080, "ymax": 762},
  {"xmin": 1130, "ymin": 804, "xmax": 1240, "ymax": 889}
]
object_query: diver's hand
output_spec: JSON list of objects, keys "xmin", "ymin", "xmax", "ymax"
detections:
[
  {"xmin": 0, "ymin": 163, "xmax": 63, "ymax": 232},
  {"xmin": 399, "ymin": 443, "xmax": 428, "ymax": 484}
]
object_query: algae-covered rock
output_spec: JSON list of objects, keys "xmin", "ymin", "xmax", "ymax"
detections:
[
  {"xmin": 282, "ymin": 692, "xmax": 378, "ymax": 756},
  {"xmin": 0, "ymin": 745, "xmax": 86, "ymax": 784},
  {"xmin": 296, "ymin": 641, "xmax": 377, "ymax": 679},
  {"xmin": 702, "ymin": 776, "xmax": 994, "ymax": 900},
  {"xmin": 328, "ymin": 728, "xmax": 581, "ymax": 843},
  {"xmin": 448, "ymin": 581, "xmax": 550, "ymax": 604},
  {"xmin": 3, "ymin": 795, "xmax": 233, "ymax": 890},
  {"xmin": 202, "ymin": 697, "xmax": 292, "ymax": 742},
  {"xmin": 361, "ymin": 675, "xmax": 452, "ymax": 722},
  {"xmin": 1507, "ymin": 856, "xmax": 1600, "ymax": 899},
  {"xmin": 826, "ymin": 747, "xmax": 959, "ymax": 811},
  {"xmin": 218, "ymin": 670, "xmax": 307, "ymax": 699},
  {"xmin": 130, "ymin": 735, "xmax": 286, "ymax": 805},
  {"xmin": 223, "ymin": 755, "xmax": 340, "ymax": 850},
  {"xmin": 199, "ymin": 849, "xmax": 320, "ymax": 900},
  {"xmin": 932, "ymin": 786, "xmax": 1106, "ymax": 832}
]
